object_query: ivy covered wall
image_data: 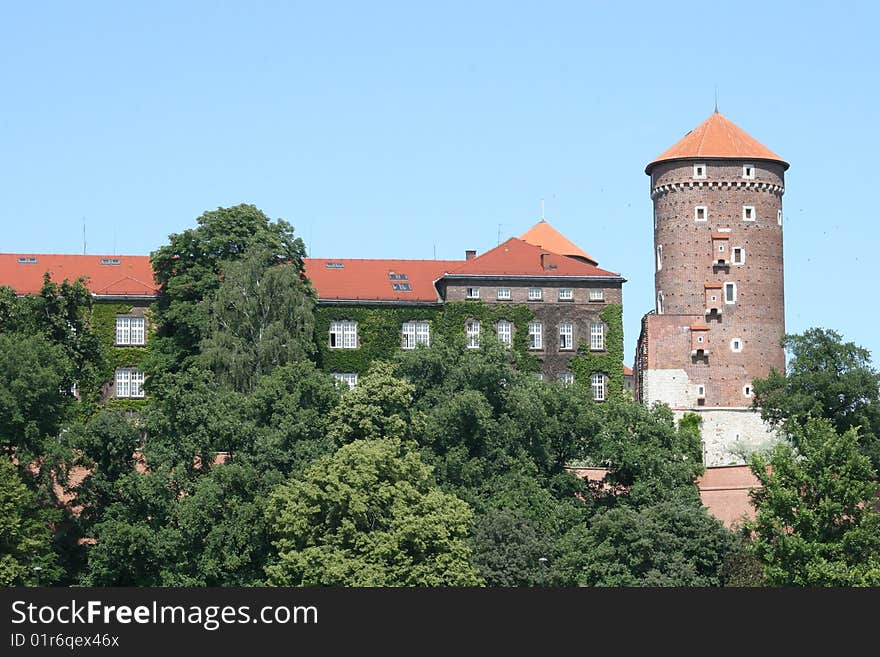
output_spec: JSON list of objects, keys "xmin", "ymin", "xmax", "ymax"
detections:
[
  {"xmin": 86, "ymin": 303, "xmax": 152, "ymax": 412},
  {"xmin": 569, "ymin": 304, "xmax": 624, "ymax": 397}
]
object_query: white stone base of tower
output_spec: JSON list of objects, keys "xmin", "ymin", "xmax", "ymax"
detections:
[{"xmin": 672, "ymin": 407, "xmax": 780, "ymax": 466}]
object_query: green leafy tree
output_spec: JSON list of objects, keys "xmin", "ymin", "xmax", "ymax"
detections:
[
  {"xmin": 149, "ymin": 204, "xmax": 308, "ymax": 376},
  {"xmin": 200, "ymin": 245, "xmax": 316, "ymax": 393},
  {"xmin": 753, "ymin": 328, "xmax": 880, "ymax": 469},
  {"xmin": 746, "ymin": 418, "xmax": 880, "ymax": 586},
  {"xmin": 556, "ymin": 500, "xmax": 735, "ymax": 586},
  {"xmin": 265, "ymin": 438, "xmax": 482, "ymax": 586},
  {"xmin": 328, "ymin": 361, "xmax": 417, "ymax": 444},
  {"xmin": 0, "ymin": 457, "xmax": 61, "ymax": 585}
]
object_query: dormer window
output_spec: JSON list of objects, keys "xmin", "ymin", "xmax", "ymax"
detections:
[
  {"xmin": 742, "ymin": 164, "xmax": 755, "ymax": 179},
  {"xmin": 693, "ymin": 164, "xmax": 707, "ymax": 179}
]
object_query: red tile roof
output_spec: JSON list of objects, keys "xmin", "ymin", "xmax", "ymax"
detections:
[
  {"xmin": 623, "ymin": 364, "xmax": 633, "ymax": 376},
  {"xmin": 303, "ymin": 258, "xmax": 462, "ymax": 303},
  {"xmin": 446, "ymin": 238, "xmax": 621, "ymax": 278},
  {"xmin": 0, "ymin": 254, "xmax": 158, "ymax": 296},
  {"xmin": 647, "ymin": 112, "xmax": 788, "ymax": 172},
  {"xmin": 520, "ymin": 220, "xmax": 598, "ymax": 265}
]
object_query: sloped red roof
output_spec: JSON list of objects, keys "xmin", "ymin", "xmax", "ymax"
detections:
[
  {"xmin": 304, "ymin": 258, "xmax": 462, "ymax": 303},
  {"xmin": 623, "ymin": 364, "xmax": 633, "ymax": 376},
  {"xmin": 447, "ymin": 238, "xmax": 621, "ymax": 278},
  {"xmin": 0, "ymin": 254, "xmax": 158, "ymax": 296},
  {"xmin": 647, "ymin": 112, "xmax": 787, "ymax": 172},
  {"xmin": 520, "ymin": 220, "xmax": 598, "ymax": 265}
]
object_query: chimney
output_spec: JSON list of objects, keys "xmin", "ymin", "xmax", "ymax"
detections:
[
  {"xmin": 541, "ymin": 253, "xmax": 551, "ymax": 270},
  {"xmin": 465, "ymin": 249, "xmax": 476, "ymax": 261}
]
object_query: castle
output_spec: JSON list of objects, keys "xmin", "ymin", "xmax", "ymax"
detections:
[
  {"xmin": 0, "ymin": 111, "xmax": 787, "ymax": 524},
  {"xmin": 634, "ymin": 110, "xmax": 786, "ymax": 466}
]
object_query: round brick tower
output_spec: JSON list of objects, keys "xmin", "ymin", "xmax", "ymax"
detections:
[{"xmin": 637, "ymin": 111, "xmax": 788, "ymax": 464}]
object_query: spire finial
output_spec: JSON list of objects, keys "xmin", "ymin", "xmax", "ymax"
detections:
[{"xmin": 714, "ymin": 86, "xmax": 719, "ymax": 113}]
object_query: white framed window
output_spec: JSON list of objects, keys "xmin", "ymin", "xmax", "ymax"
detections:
[
  {"xmin": 528, "ymin": 321, "xmax": 543, "ymax": 350},
  {"xmin": 559, "ymin": 372, "xmax": 575, "ymax": 386},
  {"xmin": 730, "ymin": 337, "xmax": 743, "ymax": 353},
  {"xmin": 696, "ymin": 335, "xmax": 704, "ymax": 344},
  {"xmin": 401, "ymin": 321, "xmax": 430, "ymax": 349},
  {"xmin": 528, "ymin": 287, "xmax": 542, "ymax": 301},
  {"xmin": 497, "ymin": 287, "xmax": 511, "ymax": 300},
  {"xmin": 696, "ymin": 384, "xmax": 706, "ymax": 398},
  {"xmin": 693, "ymin": 164, "xmax": 707, "ymax": 179},
  {"xmin": 656, "ymin": 245, "xmax": 663, "ymax": 271},
  {"xmin": 591, "ymin": 373, "xmax": 606, "ymax": 401},
  {"xmin": 533, "ymin": 372, "xmax": 544, "ymax": 381},
  {"xmin": 115, "ymin": 368, "xmax": 145, "ymax": 399},
  {"xmin": 743, "ymin": 206, "xmax": 755, "ymax": 221},
  {"xmin": 724, "ymin": 282, "xmax": 737, "ymax": 304},
  {"xmin": 590, "ymin": 321, "xmax": 604, "ymax": 351},
  {"xmin": 589, "ymin": 289, "xmax": 605, "ymax": 302},
  {"xmin": 695, "ymin": 206, "xmax": 707, "ymax": 222},
  {"xmin": 466, "ymin": 287, "xmax": 480, "ymax": 299},
  {"xmin": 657, "ymin": 290, "xmax": 664, "ymax": 315},
  {"xmin": 742, "ymin": 164, "xmax": 755, "ymax": 179},
  {"xmin": 743, "ymin": 384, "xmax": 753, "ymax": 397},
  {"xmin": 497, "ymin": 319, "xmax": 513, "ymax": 348},
  {"xmin": 777, "ymin": 209, "xmax": 783, "ymax": 226},
  {"xmin": 732, "ymin": 247, "xmax": 745, "ymax": 265},
  {"xmin": 115, "ymin": 316, "xmax": 146, "ymax": 346},
  {"xmin": 465, "ymin": 319, "xmax": 480, "ymax": 349},
  {"xmin": 559, "ymin": 322, "xmax": 573, "ymax": 350},
  {"xmin": 329, "ymin": 320, "xmax": 358, "ymax": 349},
  {"xmin": 333, "ymin": 372, "xmax": 358, "ymax": 389},
  {"xmin": 558, "ymin": 288, "xmax": 574, "ymax": 301}
]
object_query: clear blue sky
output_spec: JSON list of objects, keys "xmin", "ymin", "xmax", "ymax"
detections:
[{"xmin": 2, "ymin": 1, "xmax": 878, "ymax": 366}]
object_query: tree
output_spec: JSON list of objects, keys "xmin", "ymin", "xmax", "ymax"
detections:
[
  {"xmin": 0, "ymin": 457, "xmax": 61, "ymax": 585},
  {"xmin": 200, "ymin": 245, "xmax": 316, "ymax": 393},
  {"xmin": 753, "ymin": 328, "xmax": 880, "ymax": 469},
  {"xmin": 555, "ymin": 500, "xmax": 735, "ymax": 586},
  {"xmin": 149, "ymin": 204, "xmax": 308, "ymax": 375},
  {"xmin": 265, "ymin": 439, "xmax": 482, "ymax": 586},
  {"xmin": 746, "ymin": 418, "xmax": 880, "ymax": 586}
]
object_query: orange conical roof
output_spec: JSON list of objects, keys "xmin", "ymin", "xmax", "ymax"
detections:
[
  {"xmin": 646, "ymin": 112, "xmax": 788, "ymax": 173},
  {"xmin": 520, "ymin": 220, "xmax": 597, "ymax": 265}
]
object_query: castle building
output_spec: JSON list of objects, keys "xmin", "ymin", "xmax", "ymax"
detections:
[
  {"xmin": 0, "ymin": 219, "xmax": 626, "ymax": 397},
  {"xmin": 633, "ymin": 111, "xmax": 787, "ymax": 465}
]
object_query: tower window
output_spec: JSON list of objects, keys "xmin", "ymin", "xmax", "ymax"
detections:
[
  {"xmin": 778, "ymin": 210, "xmax": 783, "ymax": 226},
  {"xmin": 731, "ymin": 338, "xmax": 743, "ymax": 353},
  {"xmin": 695, "ymin": 206, "xmax": 707, "ymax": 222},
  {"xmin": 742, "ymin": 164, "xmax": 755, "ymax": 179},
  {"xmin": 657, "ymin": 290, "xmax": 664, "ymax": 315},
  {"xmin": 724, "ymin": 282, "xmax": 737, "ymax": 304},
  {"xmin": 743, "ymin": 384, "xmax": 753, "ymax": 397},
  {"xmin": 696, "ymin": 384, "xmax": 706, "ymax": 398},
  {"xmin": 693, "ymin": 164, "xmax": 707, "ymax": 179},
  {"xmin": 732, "ymin": 247, "xmax": 745, "ymax": 265},
  {"xmin": 743, "ymin": 206, "xmax": 755, "ymax": 221},
  {"xmin": 656, "ymin": 245, "xmax": 663, "ymax": 271}
]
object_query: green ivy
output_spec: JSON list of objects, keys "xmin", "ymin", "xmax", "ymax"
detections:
[
  {"xmin": 79, "ymin": 303, "xmax": 152, "ymax": 412},
  {"xmin": 570, "ymin": 303, "xmax": 624, "ymax": 397},
  {"xmin": 314, "ymin": 301, "xmax": 538, "ymax": 374}
]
